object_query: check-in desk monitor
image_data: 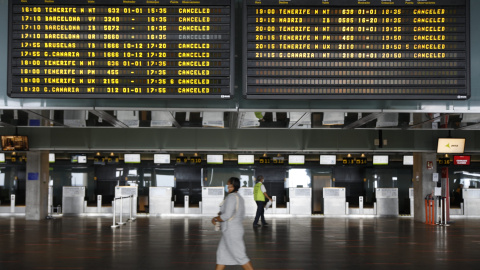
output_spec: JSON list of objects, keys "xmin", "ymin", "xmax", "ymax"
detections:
[
  {"xmin": 149, "ymin": 187, "xmax": 173, "ymax": 215},
  {"xmin": 376, "ymin": 188, "xmax": 398, "ymax": 216},
  {"xmin": 463, "ymin": 188, "xmax": 480, "ymax": 216},
  {"xmin": 62, "ymin": 186, "xmax": 85, "ymax": 215},
  {"xmin": 289, "ymin": 187, "xmax": 311, "ymax": 215},
  {"xmin": 114, "ymin": 186, "xmax": 138, "ymax": 215},
  {"xmin": 202, "ymin": 187, "xmax": 225, "ymax": 214},
  {"xmin": 323, "ymin": 187, "xmax": 346, "ymax": 216}
]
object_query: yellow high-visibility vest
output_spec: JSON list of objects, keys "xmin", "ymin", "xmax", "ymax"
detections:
[{"xmin": 254, "ymin": 182, "xmax": 265, "ymax": 201}]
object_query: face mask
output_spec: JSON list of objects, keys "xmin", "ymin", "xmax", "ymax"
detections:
[{"xmin": 225, "ymin": 185, "xmax": 229, "ymax": 193}]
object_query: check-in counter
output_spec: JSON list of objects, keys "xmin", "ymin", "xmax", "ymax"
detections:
[
  {"xmin": 201, "ymin": 187, "xmax": 225, "ymax": 214},
  {"xmin": 62, "ymin": 186, "xmax": 85, "ymax": 215},
  {"xmin": 149, "ymin": 187, "xmax": 173, "ymax": 215},
  {"xmin": 376, "ymin": 188, "xmax": 398, "ymax": 217},
  {"xmin": 238, "ymin": 187, "xmax": 256, "ymax": 215},
  {"xmin": 323, "ymin": 187, "xmax": 346, "ymax": 216},
  {"xmin": 114, "ymin": 186, "xmax": 138, "ymax": 216},
  {"xmin": 289, "ymin": 187, "xmax": 311, "ymax": 215},
  {"xmin": 463, "ymin": 188, "xmax": 480, "ymax": 216},
  {"xmin": 0, "ymin": 194, "xmax": 26, "ymax": 214}
]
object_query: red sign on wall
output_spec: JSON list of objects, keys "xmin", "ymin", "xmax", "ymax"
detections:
[{"xmin": 454, "ymin": 155, "xmax": 471, "ymax": 165}]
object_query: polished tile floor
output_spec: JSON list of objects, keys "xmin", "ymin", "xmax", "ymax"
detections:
[{"xmin": 1, "ymin": 215, "xmax": 480, "ymax": 270}]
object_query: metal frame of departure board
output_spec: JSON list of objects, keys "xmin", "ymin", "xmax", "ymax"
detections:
[
  {"xmin": 243, "ymin": 0, "xmax": 470, "ymax": 100},
  {"xmin": 8, "ymin": 0, "xmax": 235, "ymax": 99}
]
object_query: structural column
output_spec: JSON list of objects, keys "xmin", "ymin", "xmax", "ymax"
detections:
[
  {"xmin": 25, "ymin": 151, "xmax": 49, "ymax": 220},
  {"xmin": 413, "ymin": 153, "xmax": 437, "ymax": 223}
]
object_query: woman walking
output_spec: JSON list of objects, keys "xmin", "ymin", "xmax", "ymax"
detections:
[{"xmin": 211, "ymin": 177, "xmax": 254, "ymax": 270}]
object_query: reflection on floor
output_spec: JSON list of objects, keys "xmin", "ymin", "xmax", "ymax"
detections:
[{"xmin": 1, "ymin": 216, "xmax": 480, "ymax": 269}]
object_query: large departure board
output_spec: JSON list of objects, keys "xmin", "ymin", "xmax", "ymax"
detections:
[
  {"xmin": 244, "ymin": 0, "xmax": 470, "ymax": 100},
  {"xmin": 8, "ymin": 0, "xmax": 234, "ymax": 99}
]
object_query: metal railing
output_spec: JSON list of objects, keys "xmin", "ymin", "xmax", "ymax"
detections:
[{"xmin": 111, "ymin": 195, "xmax": 136, "ymax": 228}]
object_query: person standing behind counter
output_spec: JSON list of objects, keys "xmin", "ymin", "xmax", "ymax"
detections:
[
  {"xmin": 253, "ymin": 175, "xmax": 272, "ymax": 227},
  {"xmin": 211, "ymin": 177, "xmax": 254, "ymax": 270}
]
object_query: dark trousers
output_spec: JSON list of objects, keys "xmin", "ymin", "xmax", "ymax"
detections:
[{"xmin": 253, "ymin": 200, "xmax": 266, "ymax": 225}]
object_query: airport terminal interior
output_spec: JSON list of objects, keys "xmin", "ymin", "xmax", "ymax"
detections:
[{"xmin": 1, "ymin": 0, "xmax": 480, "ymax": 269}]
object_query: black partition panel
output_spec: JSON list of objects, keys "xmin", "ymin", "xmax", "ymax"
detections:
[
  {"xmin": 334, "ymin": 166, "xmax": 366, "ymax": 206},
  {"xmin": 174, "ymin": 167, "xmax": 202, "ymax": 206}
]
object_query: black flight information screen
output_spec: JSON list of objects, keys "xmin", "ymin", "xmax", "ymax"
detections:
[
  {"xmin": 244, "ymin": 0, "xmax": 470, "ymax": 100},
  {"xmin": 8, "ymin": 0, "xmax": 234, "ymax": 99}
]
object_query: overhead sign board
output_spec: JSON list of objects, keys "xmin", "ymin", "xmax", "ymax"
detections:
[
  {"xmin": 288, "ymin": 155, "xmax": 305, "ymax": 165},
  {"xmin": 8, "ymin": 0, "xmax": 235, "ymax": 99},
  {"xmin": 154, "ymin": 154, "xmax": 170, "ymax": 164},
  {"xmin": 373, "ymin": 155, "xmax": 388, "ymax": 165},
  {"xmin": 49, "ymin": 153, "xmax": 55, "ymax": 163},
  {"xmin": 124, "ymin": 154, "xmax": 141, "ymax": 164},
  {"xmin": 437, "ymin": 138, "xmax": 466, "ymax": 154},
  {"xmin": 207, "ymin": 154, "xmax": 223, "ymax": 164},
  {"xmin": 403, "ymin": 155, "xmax": 413, "ymax": 165},
  {"xmin": 320, "ymin": 155, "xmax": 336, "ymax": 165},
  {"xmin": 238, "ymin": 154, "xmax": 254, "ymax": 165},
  {"xmin": 243, "ymin": 0, "xmax": 470, "ymax": 100}
]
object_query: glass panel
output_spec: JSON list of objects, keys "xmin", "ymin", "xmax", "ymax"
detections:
[
  {"xmin": 154, "ymin": 169, "xmax": 175, "ymax": 187},
  {"xmin": 204, "ymin": 168, "xmax": 255, "ymax": 188},
  {"xmin": 71, "ymin": 172, "xmax": 87, "ymax": 187},
  {"xmin": 286, "ymin": 169, "xmax": 311, "ymax": 188}
]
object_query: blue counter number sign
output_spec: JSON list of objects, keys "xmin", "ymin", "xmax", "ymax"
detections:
[{"xmin": 28, "ymin": 172, "xmax": 39, "ymax": 181}]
